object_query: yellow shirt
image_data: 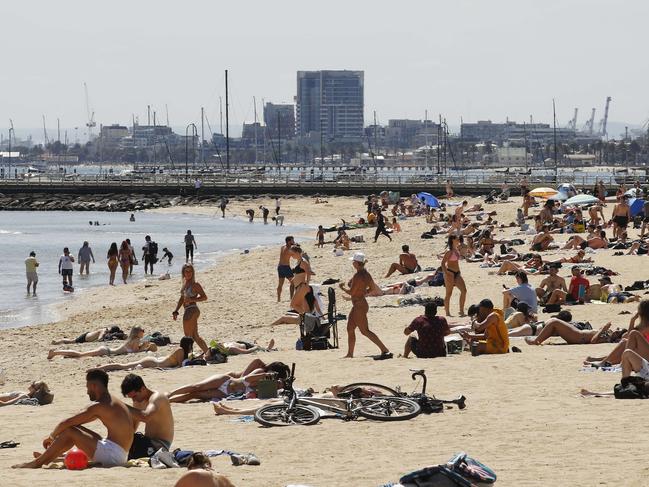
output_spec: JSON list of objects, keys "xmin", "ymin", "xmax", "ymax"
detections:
[
  {"xmin": 25, "ymin": 257, "xmax": 39, "ymax": 273},
  {"xmin": 483, "ymin": 308, "xmax": 509, "ymax": 354}
]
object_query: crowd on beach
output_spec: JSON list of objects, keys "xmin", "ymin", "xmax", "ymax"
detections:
[{"xmin": 6, "ymin": 181, "xmax": 649, "ymax": 485}]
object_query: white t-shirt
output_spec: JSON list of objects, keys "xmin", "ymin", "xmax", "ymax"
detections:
[
  {"xmin": 275, "ymin": 199, "xmax": 281, "ymax": 209},
  {"xmin": 59, "ymin": 254, "xmax": 74, "ymax": 270}
]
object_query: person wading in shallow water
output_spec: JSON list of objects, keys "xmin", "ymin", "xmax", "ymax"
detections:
[{"xmin": 339, "ymin": 252, "xmax": 392, "ymax": 360}]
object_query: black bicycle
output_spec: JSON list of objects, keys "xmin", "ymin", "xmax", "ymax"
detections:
[{"xmin": 254, "ymin": 364, "xmax": 421, "ymax": 427}]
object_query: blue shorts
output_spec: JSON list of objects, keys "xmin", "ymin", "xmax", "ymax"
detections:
[{"xmin": 277, "ymin": 265, "xmax": 294, "ymax": 279}]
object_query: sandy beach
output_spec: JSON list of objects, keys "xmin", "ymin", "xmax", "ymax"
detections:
[{"xmin": 1, "ymin": 194, "xmax": 648, "ymax": 486}]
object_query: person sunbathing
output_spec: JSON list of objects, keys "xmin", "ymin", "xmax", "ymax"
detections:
[
  {"xmin": 545, "ymin": 249, "xmax": 592, "ymax": 265},
  {"xmin": 563, "ymin": 231, "xmax": 608, "ymax": 250},
  {"xmin": 497, "ymin": 254, "xmax": 543, "ymax": 275},
  {"xmin": 174, "ymin": 453, "xmax": 235, "ymax": 487},
  {"xmin": 504, "ymin": 302, "xmax": 536, "ymax": 329},
  {"xmin": 48, "ymin": 326, "xmax": 156, "ymax": 360},
  {"xmin": 51, "ymin": 325, "xmax": 126, "ymax": 345},
  {"xmin": 525, "ymin": 318, "xmax": 623, "ymax": 345},
  {"xmin": 384, "ymin": 245, "xmax": 420, "ymax": 278},
  {"xmin": 627, "ymin": 238, "xmax": 649, "ymax": 255},
  {"xmin": 168, "ymin": 361, "xmax": 290, "ymax": 403},
  {"xmin": 599, "ymin": 276, "xmax": 641, "ymax": 304},
  {"xmin": 270, "ymin": 273, "xmax": 322, "ymax": 326},
  {"xmin": 96, "ymin": 337, "xmax": 194, "ymax": 372},
  {"xmin": 0, "ymin": 381, "xmax": 53, "ymax": 407},
  {"xmin": 207, "ymin": 338, "xmax": 275, "ymax": 356},
  {"xmin": 530, "ymin": 225, "xmax": 555, "ymax": 252}
]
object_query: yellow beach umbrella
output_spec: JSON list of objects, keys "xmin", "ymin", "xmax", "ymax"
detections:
[{"xmin": 528, "ymin": 187, "xmax": 558, "ymax": 198}]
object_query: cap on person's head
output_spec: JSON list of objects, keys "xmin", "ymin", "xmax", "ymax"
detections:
[
  {"xmin": 552, "ymin": 310, "xmax": 573, "ymax": 322},
  {"xmin": 572, "ymin": 266, "xmax": 582, "ymax": 274},
  {"xmin": 29, "ymin": 251, "xmax": 36, "ymax": 257},
  {"xmin": 599, "ymin": 276, "xmax": 612, "ymax": 284},
  {"xmin": 350, "ymin": 252, "xmax": 366, "ymax": 263},
  {"xmin": 478, "ymin": 298, "xmax": 494, "ymax": 310}
]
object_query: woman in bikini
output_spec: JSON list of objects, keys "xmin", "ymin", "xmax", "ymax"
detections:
[
  {"xmin": 107, "ymin": 242, "xmax": 119, "ymax": 286},
  {"xmin": 441, "ymin": 235, "xmax": 467, "ymax": 317},
  {"xmin": 0, "ymin": 381, "xmax": 54, "ymax": 406},
  {"xmin": 525, "ymin": 319, "xmax": 622, "ymax": 345},
  {"xmin": 118, "ymin": 240, "xmax": 132, "ymax": 284},
  {"xmin": 168, "ymin": 371, "xmax": 278, "ymax": 403},
  {"xmin": 173, "ymin": 264, "xmax": 209, "ymax": 354},
  {"xmin": 270, "ymin": 271, "xmax": 321, "ymax": 325},
  {"xmin": 47, "ymin": 326, "xmax": 156, "ymax": 359},
  {"xmin": 338, "ymin": 252, "xmax": 392, "ymax": 360},
  {"xmin": 97, "ymin": 336, "xmax": 194, "ymax": 372}
]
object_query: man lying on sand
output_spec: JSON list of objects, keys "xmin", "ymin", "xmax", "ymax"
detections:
[
  {"xmin": 48, "ymin": 326, "xmax": 157, "ymax": 360},
  {"xmin": 13, "ymin": 369, "xmax": 133, "ymax": 469},
  {"xmin": 120, "ymin": 374, "xmax": 174, "ymax": 460},
  {"xmin": 599, "ymin": 276, "xmax": 641, "ymax": 304},
  {"xmin": 51, "ymin": 325, "xmax": 126, "ymax": 345},
  {"xmin": 0, "ymin": 381, "xmax": 53, "ymax": 407},
  {"xmin": 97, "ymin": 336, "xmax": 194, "ymax": 372}
]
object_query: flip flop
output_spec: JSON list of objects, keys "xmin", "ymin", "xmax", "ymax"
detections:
[
  {"xmin": 0, "ymin": 441, "xmax": 19, "ymax": 449},
  {"xmin": 373, "ymin": 352, "xmax": 393, "ymax": 361}
]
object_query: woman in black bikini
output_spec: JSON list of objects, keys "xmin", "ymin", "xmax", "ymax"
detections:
[
  {"xmin": 441, "ymin": 235, "xmax": 467, "ymax": 317},
  {"xmin": 173, "ymin": 265, "xmax": 209, "ymax": 353}
]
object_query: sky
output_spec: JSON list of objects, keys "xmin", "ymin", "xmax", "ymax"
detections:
[{"xmin": 1, "ymin": 0, "xmax": 648, "ymax": 141}]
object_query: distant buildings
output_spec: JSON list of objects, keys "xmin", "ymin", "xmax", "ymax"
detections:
[
  {"xmin": 264, "ymin": 103, "xmax": 295, "ymax": 140},
  {"xmin": 461, "ymin": 120, "xmax": 577, "ymax": 144},
  {"xmin": 384, "ymin": 119, "xmax": 439, "ymax": 148},
  {"xmin": 296, "ymin": 70, "xmax": 364, "ymax": 141}
]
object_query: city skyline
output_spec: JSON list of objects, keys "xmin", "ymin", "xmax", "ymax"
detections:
[{"xmin": 1, "ymin": 0, "xmax": 648, "ymax": 141}]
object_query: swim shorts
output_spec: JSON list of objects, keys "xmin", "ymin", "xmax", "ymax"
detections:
[
  {"xmin": 93, "ymin": 438, "xmax": 128, "ymax": 467},
  {"xmin": 614, "ymin": 216, "xmax": 629, "ymax": 228},
  {"xmin": 128, "ymin": 432, "xmax": 171, "ymax": 460},
  {"xmin": 277, "ymin": 265, "xmax": 294, "ymax": 279}
]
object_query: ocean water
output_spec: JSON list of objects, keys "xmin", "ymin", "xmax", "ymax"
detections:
[{"xmin": 0, "ymin": 210, "xmax": 307, "ymax": 329}]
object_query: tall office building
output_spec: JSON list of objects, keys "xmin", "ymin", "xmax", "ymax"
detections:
[
  {"xmin": 296, "ymin": 70, "xmax": 364, "ymax": 140},
  {"xmin": 264, "ymin": 102, "xmax": 295, "ymax": 140}
]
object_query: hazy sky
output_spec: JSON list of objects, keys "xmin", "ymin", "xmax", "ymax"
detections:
[{"xmin": 2, "ymin": 0, "xmax": 648, "ymax": 140}]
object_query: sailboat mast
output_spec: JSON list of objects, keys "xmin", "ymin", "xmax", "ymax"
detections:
[
  {"xmin": 201, "ymin": 106, "xmax": 205, "ymax": 166},
  {"xmin": 253, "ymin": 96, "xmax": 258, "ymax": 164},
  {"xmin": 225, "ymin": 70, "xmax": 230, "ymax": 173},
  {"xmin": 553, "ymin": 99, "xmax": 558, "ymax": 182}
]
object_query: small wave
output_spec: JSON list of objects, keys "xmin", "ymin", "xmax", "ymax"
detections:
[{"xmin": 0, "ymin": 230, "xmax": 22, "ymax": 235}]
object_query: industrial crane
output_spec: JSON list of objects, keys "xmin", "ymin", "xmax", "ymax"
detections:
[
  {"xmin": 586, "ymin": 108, "xmax": 596, "ymax": 135},
  {"xmin": 42, "ymin": 115, "xmax": 49, "ymax": 145},
  {"xmin": 569, "ymin": 108, "xmax": 578, "ymax": 130},
  {"xmin": 599, "ymin": 96, "xmax": 612, "ymax": 138},
  {"xmin": 84, "ymin": 82, "xmax": 96, "ymax": 142}
]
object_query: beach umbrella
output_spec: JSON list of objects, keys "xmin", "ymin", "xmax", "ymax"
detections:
[
  {"xmin": 564, "ymin": 194, "xmax": 600, "ymax": 206},
  {"xmin": 557, "ymin": 183, "xmax": 577, "ymax": 197},
  {"xmin": 528, "ymin": 187, "xmax": 558, "ymax": 198},
  {"xmin": 417, "ymin": 192, "xmax": 440, "ymax": 208},
  {"xmin": 629, "ymin": 198, "xmax": 645, "ymax": 217},
  {"xmin": 548, "ymin": 192, "xmax": 569, "ymax": 201}
]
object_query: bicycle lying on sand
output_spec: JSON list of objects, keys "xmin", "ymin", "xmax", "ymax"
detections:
[{"xmin": 254, "ymin": 365, "xmax": 465, "ymax": 427}]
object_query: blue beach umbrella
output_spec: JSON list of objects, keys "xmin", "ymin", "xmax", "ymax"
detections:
[
  {"xmin": 564, "ymin": 194, "xmax": 600, "ymax": 206},
  {"xmin": 417, "ymin": 192, "xmax": 440, "ymax": 208},
  {"xmin": 629, "ymin": 198, "xmax": 645, "ymax": 217}
]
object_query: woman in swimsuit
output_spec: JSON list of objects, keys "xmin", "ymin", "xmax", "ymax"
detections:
[
  {"xmin": 209, "ymin": 339, "xmax": 275, "ymax": 356},
  {"xmin": 0, "ymin": 381, "xmax": 53, "ymax": 406},
  {"xmin": 51, "ymin": 326, "xmax": 124, "ymax": 345},
  {"xmin": 270, "ymin": 272, "xmax": 321, "ymax": 325},
  {"xmin": 339, "ymin": 252, "xmax": 392, "ymax": 360},
  {"xmin": 168, "ymin": 371, "xmax": 277, "ymax": 403},
  {"xmin": 47, "ymin": 326, "xmax": 156, "ymax": 359},
  {"xmin": 525, "ymin": 319, "xmax": 620, "ymax": 345},
  {"xmin": 441, "ymin": 235, "xmax": 467, "ymax": 317},
  {"xmin": 118, "ymin": 240, "xmax": 132, "ymax": 284},
  {"xmin": 107, "ymin": 242, "xmax": 119, "ymax": 286},
  {"xmin": 97, "ymin": 336, "xmax": 194, "ymax": 372},
  {"xmin": 173, "ymin": 264, "xmax": 208, "ymax": 354}
]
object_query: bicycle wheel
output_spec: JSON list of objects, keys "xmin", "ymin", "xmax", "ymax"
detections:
[
  {"xmin": 254, "ymin": 404, "xmax": 321, "ymax": 427},
  {"xmin": 357, "ymin": 396, "xmax": 421, "ymax": 421},
  {"xmin": 337, "ymin": 382, "xmax": 399, "ymax": 398}
]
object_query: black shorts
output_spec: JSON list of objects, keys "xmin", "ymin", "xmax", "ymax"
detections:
[
  {"xmin": 128, "ymin": 432, "xmax": 170, "ymax": 460},
  {"xmin": 75, "ymin": 333, "xmax": 88, "ymax": 344},
  {"xmin": 61, "ymin": 269, "xmax": 73, "ymax": 277},
  {"xmin": 236, "ymin": 341, "xmax": 255, "ymax": 350},
  {"xmin": 580, "ymin": 241, "xmax": 588, "ymax": 250},
  {"xmin": 614, "ymin": 216, "xmax": 629, "ymax": 228}
]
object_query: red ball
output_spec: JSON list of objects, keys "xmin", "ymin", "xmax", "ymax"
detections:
[{"xmin": 64, "ymin": 448, "xmax": 89, "ymax": 470}]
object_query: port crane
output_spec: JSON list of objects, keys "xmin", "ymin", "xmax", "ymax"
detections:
[
  {"xmin": 84, "ymin": 82, "xmax": 96, "ymax": 142},
  {"xmin": 598, "ymin": 96, "xmax": 612, "ymax": 138}
]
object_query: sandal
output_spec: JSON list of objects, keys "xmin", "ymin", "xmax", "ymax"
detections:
[{"xmin": 373, "ymin": 352, "xmax": 393, "ymax": 361}]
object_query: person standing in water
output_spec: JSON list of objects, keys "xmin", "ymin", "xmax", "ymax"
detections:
[
  {"xmin": 78, "ymin": 241, "xmax": 95, "ymax": 275},
  {"xmin": 25, "ymin": 251, "xmax": 39, "ymax": 296},
  {"xmin": 275, "ymin": 197, "xmax": 281, "ymax": 215},
  {"xmin": 58, "ymin": 247, "xmax": 75, "ymax": 289},
  {"xmin": 184, "ymin": 230, "xmax": 197, "ymax": 264},
  {"xmin": 219, "ymin": 197, "xmax": 228, "ymax": 218},
  {"xmin": 118, "ymin": 241, "xmax": 132, "ymax": 284},
  {"xmin": 338, "ymin": 252, "xmax": 392, "ymax": 360},
  {"xmin": 107, "ymin": 242, "xmax": 119, "ymax": 286},
  {"xmin": 172, "ymin": 264, "xmax": 209, "ymax": 354}
]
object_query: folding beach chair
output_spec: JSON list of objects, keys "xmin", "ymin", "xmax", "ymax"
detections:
[{"xmin": 299, "ymin": 287, "xmax": 339, "ymax": 350}]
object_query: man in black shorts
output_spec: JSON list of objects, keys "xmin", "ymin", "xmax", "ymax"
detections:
[
  {"xmin": 611, "ymin": 195, "xmax": 631, "ymax": 239},
  {"xmin": 121, "ymin": 374, "xmax": 174, "ymax": 460},
  {"xmin": 402, "ymin": 303, "xmax": 451, "ymax": 358}
]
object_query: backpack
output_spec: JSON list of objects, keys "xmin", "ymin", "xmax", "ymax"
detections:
[
  {"xmin": 447, "ymin": 452, "xmax": 497, "ymax": 484},
  {"xmin": 400, "ymin": 465, "xmax": 473, "ymax": 487},
  {"xmin": 614, "ymin": 376, "xmax": 649, "ymax": 399},
  {"xmin": 149, "ymin": 241, "xmax": 159, "ymax": 256}
]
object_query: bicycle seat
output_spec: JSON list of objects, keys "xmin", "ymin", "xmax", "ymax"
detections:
[{"xmin": 409, "ymin": 369, "xmax": 425, "ymax": 374}]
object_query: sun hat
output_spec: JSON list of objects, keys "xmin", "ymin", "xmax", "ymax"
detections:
[{"xmin": 349, "ymin": 252, "xmax": 366, "ymax": 263}]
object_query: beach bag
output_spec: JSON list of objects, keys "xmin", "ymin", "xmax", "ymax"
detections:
[
  {"xmin": 410, "ymin": 393, "xmax": 444, "ymax": 414},
  {"xmin": 447, "ymin": 452, "xmax": 497, "ymax": 484},
  {"xmin": 400, "ymin": 465, "xmax": 473, "ymax": 487},
  {"xmin": 182, "ymin": 358, "xmax": 207, "ymax": 367},
  {"xmin": 614, "ymin": 376, "xmax": 649, "ymax": 399},
  {"xmin": 206, "ymin": 348, "xmax": 228, "ymax": 364},
  {"xmin": 150, "ymin": 241, "xmax": 159, "ymax": 257}
]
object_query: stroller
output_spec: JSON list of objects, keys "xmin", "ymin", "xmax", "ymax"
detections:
[{"xmin": 299, "ymin": 287, "xmax": 339, "ymax": 351}]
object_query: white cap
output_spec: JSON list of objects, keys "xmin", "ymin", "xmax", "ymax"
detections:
[{"xmin": 349, "ymin": 252, "xmax": 366, "ymax": 263}]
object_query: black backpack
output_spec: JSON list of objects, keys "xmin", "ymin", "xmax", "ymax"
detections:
[
  {"xmin": 149, "ymin": 241, "xmax": 159, "ymax": 256},
  {"xmin": 614, "ymin": 376, "xmax": 649, "ymax": 399}
]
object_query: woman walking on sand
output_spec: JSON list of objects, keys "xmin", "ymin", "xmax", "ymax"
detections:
[
  {"xmin": 173, "ymin": 264, "xmax": 209, "ymax": 353},
  {"xmin": 441, "ymin": 235, "xmax": 467, "ymax": 317},
  {"xmin": 107, "ymin": 242, "xmax": 119, "ymax": 286},
  {"xmin": 118, "ymin": 240, "xmax": 132, "ymax": 284},
  {"xmin": 338, "ymin": 252, "xmax": 392, "ymax": 360}
]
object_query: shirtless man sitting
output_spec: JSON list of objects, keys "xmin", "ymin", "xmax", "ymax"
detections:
[
  {"xmin": 535, "ymin": 265, "xmax": 568, "ymax": 306},
  {"xmin": 120, "ymin": 374, "xmax": 174, "ymax": 459},
  {"xmin": 530, "ymin": 225, "xmax": 554, "ymax": 252},
  {"xmin": 385, "ymin": 245, "xmax": 420, "ymax": 278},
  {"xmin": 13, "ymin": 369, "xmax": 133, "ymax": 469}
]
